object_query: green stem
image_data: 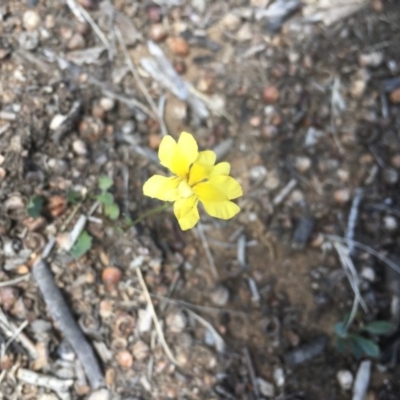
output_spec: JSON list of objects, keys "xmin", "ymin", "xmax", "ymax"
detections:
[{"xmin": 130, "ymin": 202, "xmax": 172, "ymax": 226}]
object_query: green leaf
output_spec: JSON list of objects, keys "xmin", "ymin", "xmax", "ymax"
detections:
[
  {"xmin": 98, "ymin": 176, "xmax": 113, "ymax": 191},
  {"xmin": 66, "ymin": 189, "xmax": 81, "ymax": 204},
  {"xmin": 27, "ymin": 195, "xmax": 44, "ymax": 218},
  {"xmin": 96, "ymin": 192, "xmax": 114, "ymax": 206},
  {"xmin": 104, "ymin": 203, "xmax": 120, "ymax": 220},
  {"xmin": 361, "ymin": 321, "xmax": 393, "ymax": 335},
  {"xmin": 70, "ymin": 231, "xmax": 92, "ymax": 259},
  {"xmin": 334, "ymin": 322, "xmax": 348, "ymax": 338},
  {"xmin": 349, "ymin": 334, "xmax": 380, "ymax": 358}
]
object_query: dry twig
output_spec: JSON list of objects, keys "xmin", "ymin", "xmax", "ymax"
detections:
[
  {"xmin": 32, "ymin": 238, "xmax": 105, "ymax": 389},
  {"xmin": 134, "ymin": 264, "xmax": 179, "ymax": 366},
  {"xmin": 196, "ymin": 223, "xmax": 219, "ymax": 280}
]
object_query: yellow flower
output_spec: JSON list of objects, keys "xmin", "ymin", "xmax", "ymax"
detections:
[{"xmin": 143, "ymin": 132, "xmax": 243, "ymax": 230}]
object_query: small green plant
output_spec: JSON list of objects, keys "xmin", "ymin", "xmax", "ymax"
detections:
[
  {"xmin": 66, "ymin": 189, "xmax": 81, "ymax": 204},
  {"xmin": 27, "ymin": 195, "xmax": 45, "ymax": 218},
  {"xmin": 96, "ymin": 176, "xmax": 120, "ymax": 220},
  {"xmin": 335, "ymin": 318, "xmax": 392, "ymax": 359},
  {"xmin": 70, "ymin": 230, "xmax": 93, "ymax": 259}
]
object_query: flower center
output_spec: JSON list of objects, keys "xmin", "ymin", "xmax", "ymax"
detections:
[{"xmin": 178, "ymin": 180, "xmax": 194, "ymax": 198}]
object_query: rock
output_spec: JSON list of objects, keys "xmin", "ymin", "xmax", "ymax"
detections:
[
  {"xmin": 210, "ymin": 285, "xmax": 229, "ymax": 306},
  {"xmin": 383, "ymin": 215, "xmax": 397, "ymax": 231},
  {"xmin": 116, "ymin": 350, "xmax": 133, "ymax": 369},
  {"xmin": 261, "ymin": 125, "xmax": 278, "ymax": 139},
  {"xmin": 220, "ymin": 13, "xmax": 242, "ymax": 31},
  {"xmin": 383, "ymin": 168, "xmax": 398, "ymax": 185},
  {"xmin": 147, "ymin": 4, "xmax": 162, "ymax": 22},
  {"xmin": 236, "ymin": 23, "xmax": 252, "ymax": 41},
  {"xmin": 149, "ymin": 23, "xmax": 168, "ymax": 42},
  {"xmin": 334, "ymin": 188, "xmax": 351, "ymax": 204},
  {"xmin": 389, "ymin": 88, "xmax": 400, "ymax": 103},
  {"xmin": 337, "ymin": 370, "xmax": 353, "ymax": 391},
  {"xmin": 67, "ymin": 33, "xmax": 86, "ymax": 50},
  {"xmin": 249, "ymin": 115, "xmax": 261, "ymax": 127},
  {"xmin": 132, "ymin": 340, "xmax": 150, "ymax": 361},
  {"xmin": 99, "ymin": 97, "xmax": 115, "ymax": 112},
  {"xmin": 50, "ymin": 114, "xmax": 67, "ymax": 130},
  {"xmin": 18, "ymin": 31, "xmax": 39, "ymax": 51},
  {"xmin": 101, "ymin": 267, "xmax": 122, "ymax": 289},
  {"xmin": 72, "ymin": 139, "xmax": 88, "ymax": 156},
  {"xmin": 359, "ymin": 52, "xmax": 383, "ymax": 68},
  {"xmin": 262, "ymin": 86, "xmax": 280, "ymax": 104},
  {"xmin": 257, "ymin": 377, "xmax": 275, "ymax": 397},
  {"xmin": 390, "ymin": 154, "xmax": 400, "ymax": 168},
  {"xmin": 148, "ymin": 133, "xmax": 162, "ymax": 150},
  {"xmin": 78, "ymin": 0, "xmax": 98, "ymax": 10},
  {"xmin": 361, "ymin": 266, "xmax": 376, "ymax": 282},
  {"xmin": 350, "ymin": 69, "xmax": 369, "ymax": 98},
  {"xmin": 0, "ymin": 48, "xmax": 10, "ymax": 60},
  {"xmin": 168, "ymin": 37, "xmax": 189, "ymax": 56},
  {"xmin": 166, "ymin": 310, "xmax": 187, "ymax": 333},
  {"xmin": 250, "ymin": 165, "xmax": 267, "ymax": 180},
  {"xmin": 295, "ymin": 156, "xmax": 311, "ymax": 173},
  {"xmin": 87, "ymin": 389, "xmax": 111, "ymax": 400},
  {"xmin": 23, "ymin": 10, "xmax": 40, "ymax": 31}
]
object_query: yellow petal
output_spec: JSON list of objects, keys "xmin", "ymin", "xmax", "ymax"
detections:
[
  {"xmin": 164, "ymin": 132, "xmax": 199, "ymax": 178},
  {"xmin": 201, "ymin": 200, "xmax": 240, "ymax": 220},
  {"xmin": 143, "ymin": 175, "xmax": 181, "ymax": 201},
  {"xmin": 193, "ymin": 176, "xmax": 242, "ymax": 202},
  {"xmin": 158, "ymin": 135, "xmax": 177, "ymax": 171},
  {"xmin": 188, "ymin": 163, "xmax": 213, "ymax": 186},
  {"xmin": 195, "ymin": 150, "xmax": 216, "ymax": 166},
  {"xmin": 209, "ymin": 175, "xmax": 242, "ymax": 199},
  {"xmin": 209, "ymin": 162, "xmax": 230, "ymax": 177},
  {"xmin": 178, "ymin": 132, "xmax": 199, "ymax": 164},
  {"xmin": 174, "ymin": 196, "xmax": 200, "ymax": 230}
]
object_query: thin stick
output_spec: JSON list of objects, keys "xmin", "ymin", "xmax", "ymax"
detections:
[
  {"xmin": 196, "ymin": 223, "xmax": 219, "ymax": 280},
  {"xmin": 114, "ymin": 27, "xmax": 167, "ymax": 135},
  {"xmin": 0, "ymin": 274, "xmax": 30, "ymax": 288},
  {"xmin": 327, "ymin": 234, "xmax": 400, "ymax": 275},
  {"xmin": 0, "ymin": 308, "xmax": 37, "ymax": 360},
  {"xmin": 135, "ymin": 266, "xmax": 179, "ymax": 366},
  {"xmin": 186, "ymin": 309, "xmax": 225, "ymax": 353},
  {"xmin": 32, "ymin": 239, "xmax": 104, "ymax": 389},
  {"xmin": 131, "ymin": 202, "xmax": 171, "ymax": 226},
  {"xmin": 273, "ymin": 178, "xmax": 297, "ymax": 205},
  {"xmin": 17, "ymin": 368, "xmax": 73, "ymax": 393},
  {"xmin": 243, "ymin": 348, "xmax": 260, "ymax": 399},
  {"xmin": 346, "ymin": 189, "xmax": 363, "ymax": 255}
]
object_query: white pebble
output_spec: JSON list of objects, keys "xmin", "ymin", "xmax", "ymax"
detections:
[
  {"xmin": 50, "ymin": 114, "xmax": 67, "ymax": 131},
  {"xmin": 72, "ymin": 139, "xmax": 88, "ymax": 156},
  {"xmin": 384, "ymin": 215, "xmax": 397, "ymax": 231},
  {"xmin": 361, "ymin": 267, "xmax": 376, "ymax": 283},
  {"xmin": 257, "ymin": 377, "xmax": 275, "ymax": 397},
  {"xmin": 337, "ymin": 370, "xmax": 353, "ymax": 391},
  {"xmin": 273, "ymin": 366, "xmax": 285, "ymax": 387},
  {"xmin": 23, "ymin": 10, "xmax": 41, "ymax": 31}
]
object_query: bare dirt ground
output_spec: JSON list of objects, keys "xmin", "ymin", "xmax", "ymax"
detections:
[{"xmin": 1, "ymin": 0, "xmax": 400, "ymax": 399}]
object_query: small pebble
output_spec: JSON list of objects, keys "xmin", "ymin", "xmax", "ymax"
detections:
[
  {"xmin": 173, "ymin": 60, "xmax": 186, "ymax": 75},
  {"xmin": 67, "ymin": 33, "xmax": 86, "ymax": 50},
  {"xmin": 149, "ymin": 23, "xmax": 168, "ymax": 42},
  {"xmin": 101, "ymin": 267, "xmax": 122, "ymax": 289},
  {"xmin": 0, "ymin": 287, "xmax": 19, "ymax": 311},
  {"xmin": 383, "ymin": 215, "xmax": 397, "ymax": 231},
  {"xmin": 249, "ymin": 115, "xmax": 261, "ymax": 127},
  {"xmin": 116, "ymin": 350, "xmax": 133, "ymax": 369},
  {"xmin": 334, "ymin": 188, "xmax": 351, "ymax": 204},
  {"xmin": 221, "ymin": 13, "xmax": 241, "ymax": 31},
  {"xmin": 210, "ymin": 285, "xmax": 229, "ymax": 306},
  {"xmin": 337, "ymin": 370, "xmax": 353, "ymax": 391},
  {"xmin": 50, "ymin": 114, "xmax": 67, "ymax": 130},
  {"xmin": 78, "ymin": 0, "xmax": 98, "ymax": 9},
  {"xmin": 359, "ymin": 52, "xmax": 383, "ymax": 68},
  {"xmin": 257, "ymin": 377, "xmax": 275, "ymax": 397},
  {"xmin": 261, "ymin": 125, "xmax": 278, "ymax": 139},
  {"xmin": 295, "ymin": 156, "xmax": 311, "ymax": 173},
  {"xmin": 87, "ymin": 389, "xmax": 111, "ymax": 400},
  {"xmin": 236, "ymin": 23, "xmax": 252, "ymax": 41},
  {"xmin": 72, "ymin": 139, "xmax": 88, "ymax": 156},
  {"xmin": 168, "ymin": 37, "xmax": 189, "ymax": 56},
  {"xmin": 383, "ymin": 168, "xmax": 398, "ymax": 185},
  {"xmin": 147, "ymin": 4, "xmax": 162, "ymax": 22},
  {"xmin": 361, "ymin": 266, "xmax": 376, "ymax": 282},
  {"xmin": 390, "ymin": 154, "xmax": 400, "ymax": 169},
  {"xmin": 99, "ymin": 97, "xmax": 115, "ymax": 112},
  {"xmin": 166, "ymin": 310, "xmax": 187, "ymax": 333},
  {"xmin": 132, "ymin": 340, "xmax": 150, "ymax": 361},
  {"xmin": 23, "ymin": 10, "xmax": 41, "ymax": 31},
  {"xmin": 148, "ymin": 133, "xmax": 162, "ymax": 150},
  {"xmin": 262, "ymin": 86, "xmax": 280, "ymax": 104},
  {"xmin": 273, "ymin": 367, "xmax": 285, "ymax": 387},
  {"xmin": 389, "ymin": 88, "xmax": 400, "ymax": 103}
]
